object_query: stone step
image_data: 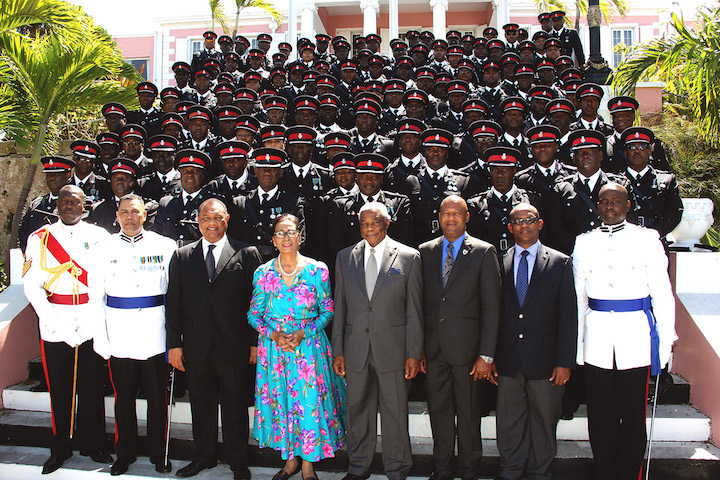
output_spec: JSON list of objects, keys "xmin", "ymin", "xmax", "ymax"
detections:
[
  {"xmin": 2, "ymin": 380, "xmax": 711, "ymax": 443},
  {"xmin": 24, "ymin": 357, "xmax": 694, "ymax": 406}
]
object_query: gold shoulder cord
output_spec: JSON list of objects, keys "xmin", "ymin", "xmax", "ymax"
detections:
[{"xmin": 38, "ymin": 229, "xmax": 82, "ymax": 303}]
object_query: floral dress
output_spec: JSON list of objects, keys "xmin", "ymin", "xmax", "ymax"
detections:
[{"xmin": 247, "ymin": 258, "xmax": 347, "ymax": 461}]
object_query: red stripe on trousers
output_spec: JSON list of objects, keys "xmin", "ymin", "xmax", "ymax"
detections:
[{"xmin": 39, "ymin": 340, "xmax": 56, "ymax": 435}]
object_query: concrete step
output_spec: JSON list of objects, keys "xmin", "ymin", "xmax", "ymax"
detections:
[{"xmin": 2, "ymin": 380, "xmax": 712, "ymax": 443}]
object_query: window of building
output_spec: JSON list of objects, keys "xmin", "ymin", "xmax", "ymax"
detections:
[
  {"xmin": 612, "ymin": 28, "xmax": 634, "ymax": 67},
  {"xmin": 129, "ymin": 59, "xmax": 149, "ymax": 80},
  {"xmin": 251, "ymin": 38, "xmax": 259, "ymax": 49},
  {"xmin": 189, "ymin": 39, "xmax": 203, "ymax": 58}
]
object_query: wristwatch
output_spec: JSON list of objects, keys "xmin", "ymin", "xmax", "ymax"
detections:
[{"xmin": 480, "ymin": 355, "xmax": 494, "ymax": 364}]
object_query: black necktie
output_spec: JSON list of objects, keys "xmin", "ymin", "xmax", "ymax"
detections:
[
  {"xmin": 367, "ymin": 196, "xmax": 374, "ymax": 204},
  {"xmin": 262, "ymin": 193, "xmax": 269, "ymax": 204},
  {"xmin": 516, "ymin": 250, "xmax": 529, "ymax": 306},
  {"xmin": 206, "ymin": 244, "xmax": 216, "ymax": 280},
  {"xmin": 78, "ymin": 182, "xmax": 85, "ymax": 189},
  {"xmin": 361, "ymin": 139, "xmax": 369, "ymax": 150},
  {"xmin": 432, "ymin": 172, "xmax": 439, "ymax": 181},
  {"xmin": 442, "ymin": 243, "xmax": 454, "ymax": 287},
  {"xmin": 513, "ymin": 139, "xmax": 519, "ymax": 147},
  {"xmin": 501, "ymin": 194, "xmax": 508, "ymax": 203}
]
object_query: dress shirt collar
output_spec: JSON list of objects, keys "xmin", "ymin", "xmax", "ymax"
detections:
[
  {"xmin": 559, "ymin": 131, "xmax": 571, "ymax": 145},
  {"xmin": 442, "ymin": 233, "xmax": 465, "ymax": 261},
  {"xmin": 580, "ymin": 117, "xmax": 599, "ymax": 130},
  {"xmin": 227, "ymin": 169, "xmax": 249, "ymax": 187},
  {"xmin": 627, "ymin": 165, "xmax": 649, "ymax": 180},
  {"xmin": 158, "ymin": 168, "xmax": 178, "ymax": 183},
  {"xmin": 140, "ymin": 106, "xmax": 155, "ymax": 115},
  {"xmin": 358, "ymin": 133, "xmax": 376, "ymax": 145},
  {"xmin": 74, "ymin": 173, "xmax": 92, "ymax": 184},
  {"xmin": 199, "ymin": 90, "xmax": 211, "ymax": 100},
  {"xmin": 514, "ymin": 240, "xmax": 540, "ymax": 282},
  {"xmin": 492, "ymin": 185, "xmax": 517, "ymax": 200},
  {"xmin": 340, "ymin": 184, "xmax": 359, "ymax": 195},
  {"xmin": 182, "ymin": 189, "xmax": 200, "ymax": 204},
  {"xmin": 201, "ymin": 235, "xmax": 227, "ymax": 266},
  {"xmin": 360, "ymin": 191, "xmax": 382, "ymax": 203},
  {"xmin": 363, "ymin": 235, "xmax": 388, "ymax": 268},
  {"xmin": 554, "ymin": 26, "xmax": 566, "ymax": 36},
  {"xmin": 504, "ymin": 132, "xmax": 523, "ymax": 145},
  {"xmin": 193, "ymin": 138, "xmax": 208, "ymax": 150},
  {"xmin": 425, "ymin": 165, "xmax": 448, "ymax": 178},
  {"xmin": 257, "ymin": 185, "xmax": 278, "ymax": 200},
  {"xmin": 599, "ymin": 220, "xmax": 628, "ymax": 233},
  {"xmin": 292, "ymin": 162, "xmax": 312, "ymax": 178},
  {"xmin": 58, "ymin": 219, "xmax": 82, "ymax": 232},
  {"xmin": 401, "ymin": 153, "xmax": 422, "ymax": 168},
  {"xmin": 578, "ymin": 170, "xmax": 601, "ymax": 192},
  {"xmin": 537, "ymin": 161, "xmax": 559, "ymax": 176}
]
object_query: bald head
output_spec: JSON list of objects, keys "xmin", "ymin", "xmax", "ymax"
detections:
[
  {"xmin": 598, "ymin": 182, "xmax": 630, "ymax": 225},
  {"xmin": 510, "ymin": 202, "xmax": 539, "ymax": 219},
  {"xmin": 58, "ymin": 184, "xmax": 86, "ymax": 202},
  {"xmin": 440, "ymin": 195, "xmax": 467, "ymax": 213},
  {"xmin": 199, "ymin": 197, "xmax": 228, "ymax": 216},
  {"xmin": 439, "ymin": 195, "xmax": 469, "ymax": 241},
  {"xmin": 598, "ymin": 182, "xmax": 628, "ymax": 202}
]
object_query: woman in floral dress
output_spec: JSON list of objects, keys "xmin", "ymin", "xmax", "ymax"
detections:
[{"xmin": 248, "ymin": 213, "xmax": 346, "ymax": 480}]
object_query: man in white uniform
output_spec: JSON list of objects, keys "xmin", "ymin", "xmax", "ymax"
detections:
[
  {"xmin": 92, "ymin": 194, "xmax": 177, "ymax": 476},
  {"xmin": 24, "ymin": 183, "xmax": 113, "ymax": 474},
  {"xmin": 573, "ymin": 182, "xmax": 677, "ymax": 480}
]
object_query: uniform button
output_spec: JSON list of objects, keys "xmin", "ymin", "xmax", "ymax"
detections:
[
  {"xmin": 590, "ymin": 221, "xmax": 595, "ymax": 226},
  {"xmin": 368, "ymin": 307, "xmax": 373, "ymax": 311},
  {"xmin": 610, "ymin": 310, "xmax": 615, "ymax": 314},
  {"xmin": 440, "ymin": 318, "xmax": 445, "ymax": 322},
  {"xmin": 433, "ymin": 209, "xmax": 437, "ymax": 214},
  {"xmin": 257, "ymin": 235, "xmax": 262, "ymax": 240},
  {"xmin": 441, "ymin": 297, "xmax": 446, "ymax": 302},
  {"xmin": 259, "ymin": 210, "xmax": 264, "ymax": 214},
  {"xmin": 519, "ymin": 314, "xmax": 523, "ymax": 319},
  {"xmin": 179, "ymin": 235, "xmax": 184, "ymax": 239},
  {"xmin": 502, "ymin": 233, "xmax": 507, "ymax": 237},
  {"xmin": 183, "ymin": 210, "xmax": 187, "ymax": 214},
  {"xmin": 365, "ymin": 328, "xmax": 369, "ymax": 332},
  {"xmin": 519, "ymin": 333, "xmax": 524, "ymax": 339}
]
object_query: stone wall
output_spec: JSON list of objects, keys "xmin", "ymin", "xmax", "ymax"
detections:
[{"xmin": 0, "ymin": 141, "xmax": 72, "ymax": 265}]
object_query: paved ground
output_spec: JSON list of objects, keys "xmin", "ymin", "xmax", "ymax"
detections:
[{"xmin": 2, "ymin": 446, "xmax": 720, "ymax": 480}]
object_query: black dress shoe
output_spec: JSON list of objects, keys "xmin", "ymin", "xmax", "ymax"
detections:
[
  {"xmin": 273, "ymin": 464, "xmax": 301, "ymax": 480},
  {"xmin": 176, "ymin": 460, "xmax": 217, "ymax": 478},
  {"xmin": 233, "ymin": 465, "xmax": 252, "ymax": 480},
  {"xmin": 150, "ymin": 456, "xmax": 172, "ymax": 473},
  {"xmin": 41, "ymin": 453, "xmax": 71, "ymax": 475},
  {"xmin": 111, "ymin": 457, "xmax": 136, "ymax": 476},
  {"xmin": 341, "ymin": 474, "xmax": 370, "ymax": 480},
  {"xmin": 80, "ymin": 449, "xmax": 114, "ymax": 464},
  {"xmin": 560, "ymin": 412, "xmax": 574, "ymax": 420},
  {"xmin": 429, "ymin": 473, "xmax": 452, "ymax": 480}
]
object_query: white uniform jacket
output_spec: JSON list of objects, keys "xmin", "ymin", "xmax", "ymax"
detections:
[
  {"xmin": 24, "ymin": 220, "xmax": 109, "ymax": 346},
  {"xmin": 91, "ymin": 230, "xmax": 177, "ymax": 360},
  {"xmin": 573, "ymin": 221, "xmax": 677, "ymax": 370}
]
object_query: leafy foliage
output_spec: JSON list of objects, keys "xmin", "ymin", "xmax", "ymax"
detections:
[
  {"xmin": 613, "ymin": 6, "xmax": 720, "ymax": 148},
  {"xmin": 533, "ymin": 0, "xmax": 629, "ymax": 27}
]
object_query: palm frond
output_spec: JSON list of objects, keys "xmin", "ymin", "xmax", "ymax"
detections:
[{"xmin": 0, "ymin": 0, "xmax": 87, "ymax": 40}]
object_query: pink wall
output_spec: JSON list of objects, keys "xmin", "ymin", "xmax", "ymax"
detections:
[
  {"xmin": 0, "ymin": 305, "xmax": 40, "ymax": 408},
  {"xmin": 115, "ymin": 35, "xmax": 155, "ymax": 80},
  {"xmin": 669, "ymin": 254, "xmax": 720, "ymax": 446},
  {"xmin": 635, "ymin": 85, "xmax": 663, "ymax": 115}
]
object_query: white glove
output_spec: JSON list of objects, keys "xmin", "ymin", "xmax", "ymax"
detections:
[{"xmin": 93, "ymin": 338, "xmax": 112, "ymax": 360}]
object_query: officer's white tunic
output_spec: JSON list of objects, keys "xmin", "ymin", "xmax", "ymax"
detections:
[{"xmin": 573, "ymin": 221, "xmax": 677, "ymax": 371}]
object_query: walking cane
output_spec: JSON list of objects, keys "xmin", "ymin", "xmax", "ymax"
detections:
[
  {"xmin": 69, "ymin": 345, "xmax": 79, "ymax": 438},
  {"xmin": 644, "ymin": 374, "xmax": 661, "ymax": 480},
  {"xmin": 162, "ymin": 367, "xmax": 176, "ymax": 472}
]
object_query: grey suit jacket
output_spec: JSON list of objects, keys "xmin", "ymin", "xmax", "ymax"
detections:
[
  {"xmin": 419, "ymin": 234, "xmax": 502, "ymax": 366},
  {"xmin": 332, "ymin": 237, "xmax": 423, "ymax": 373}
]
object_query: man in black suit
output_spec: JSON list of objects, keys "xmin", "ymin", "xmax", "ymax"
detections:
[
  {"xmin": 349, "ymin": 98, "xmax": 395, "ymax": 157},
  {"xmin": 127, "ymin": 82, "xmax": 163, "ymax": 138},
  {"xmin": 493, "ymin": 203, "xmax": 577, "ymax": 480},
  {"xmin": 419, "ymin": 195, "xmax": 501, "ymax": 480},
  {"xmin": 137, "ymin": 135, "xmax": 181, "ymax": 201},
  {"xmin": 166, "ymin": 198, "xmax": 262, "ymax": 480},
  {"xmin": 550, "ymin": 10, "xmax": 585, "ymax": 67}
]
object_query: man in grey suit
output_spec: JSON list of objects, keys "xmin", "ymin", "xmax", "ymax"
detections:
[
  {"xmin": 419, "ymin": 195, "xmax": 502, "ymax": 480},
  {"xmin": 492, "ymin": 203, "xmax": 577, "ymax": 480},
  {"xmin": 332, "ymin": 202, "xmax": 424, "ymax": 480}
]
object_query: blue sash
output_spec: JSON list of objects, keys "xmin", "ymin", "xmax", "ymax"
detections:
[
  {"xmin": 106, "ymin": 295, "xmax": 165, "ymax": 309},
  {"xmin": 588, "ymin": 296, "xmax": 661, "ymax": 375}
]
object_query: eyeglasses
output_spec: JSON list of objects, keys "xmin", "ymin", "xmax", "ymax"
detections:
[
  {"xmin": 122, "ymin": 140, "xmax": 142, "ymax": 146},
  {"xmin": 509, "ymin": 217, "xmax": 539, "ymax": 226},
  {"xmin": 274, "ymin": 230, "xmax": 300, "ymax": 239},
  {"xmin": 626, "ymin": 144, "xmax": 650, "ymax": 151}
]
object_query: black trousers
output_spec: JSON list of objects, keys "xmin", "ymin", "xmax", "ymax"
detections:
[
  {"xmin": 425, "ymin": 351, "xmax": 484, "ymax": 478},
  {"xmin": 40, "ymin": 339, "xmax": 106, "ymax": 457},
  {"xmin": 585, "ymin": 363, "xmax": 650, "ymax": 480},
  {"xmin": 186, "ymin": 351, "xmax": 249, "ymax": 471},
  {"xmin": 108, "ymin": 353, "xmax": 168, "ymax": 459}
]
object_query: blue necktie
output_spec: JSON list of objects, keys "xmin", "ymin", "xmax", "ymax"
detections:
[{"xmin": 517, "ymin": 250, "xmax": 529, "ymax": 307}]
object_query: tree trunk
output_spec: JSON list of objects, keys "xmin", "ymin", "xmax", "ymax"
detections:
[
  {"xmin": 575, "ymin": 0, "xmax": 581, "ymax": 31},
  {"xmin": 8, "ymin": 122, "xmax": 48, "ymax": 254},
  {"xmin": 234, "ymin": 10, "xmax": 240, "ymax": 38}
]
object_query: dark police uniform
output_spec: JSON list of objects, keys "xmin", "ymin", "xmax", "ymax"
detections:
[
  {"xmin": 18, "ymin": 194, "xmax": 59, "ymax": 250},
  {"xmin": 137, "ymin": 170, "xmax": 182, "ymax": 202},
  {"xmin": 410, "ymin": 167, "xmax": 470, "ymax": 245},
  {"xmin": 467, "ymin": 187, "xmax": 535, "ymax": 254}
]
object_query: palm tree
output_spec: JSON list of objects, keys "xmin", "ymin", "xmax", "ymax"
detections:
[
  {"xmin": 231, "ymin": 0, "xmax": 283, "ymax": 38},
  {"xmin": 612, "ymin": 6, "xmax": 720, "ymax": 148},
  {"xmin": 208, "ymin": 0, "xmax": 230, "ymax": 33},
  {"xmin": 533, "ymin": 0, "xmax": 629, "ymax": 30},
  {"xmin": 1, "ymin": 0, "xmax": 140, "ymax": 251}
]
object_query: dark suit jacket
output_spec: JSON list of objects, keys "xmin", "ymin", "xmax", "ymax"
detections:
[
  {"xmin": 496, "ymin": 243, "xmax": 577, "ymax": 379},
  {"xmin": 166, "ymin": 237, "xmax": 263, "ymax": 364},
  {"xmin": 332, "ymin": 238, "xmax": 423, "ymax": 373},
  {"xmin": 419, "ymin": 234, "xmax": 501, "ymax": 366}
]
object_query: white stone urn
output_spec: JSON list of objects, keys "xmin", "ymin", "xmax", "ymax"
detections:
[{"xmin": 670, "ymin": 198, "xmax": 714, "ymax": 250}]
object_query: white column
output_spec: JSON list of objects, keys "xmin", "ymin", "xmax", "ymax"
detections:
[
  {"xmin": 430, "ymin": 0, "xmax": 448, "ymax": 40},
  {"xmin": 389, "ymin": 0, "xmax": 399, "ymax": 41},
  {"xmin": 360, "ymin": 0, "xmax": 380, "ymax": 36},
  {"xmin": 492, "ymin": 0, "xmax": 509, "ymax": 30},
  {"xmin": 288, "ymin": 0, "xmax": 297, "ymax": 52},
  {"xmin": 269, "ymin": 21, "xmax": 280, "ymax": 56},
  {"xmin": 300, "ymin": 0, "xmax": 317, "ymax": 40}
]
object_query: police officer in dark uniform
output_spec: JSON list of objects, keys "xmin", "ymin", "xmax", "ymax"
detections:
[
  {"xmin": 127, "ymin": 82, "xmax": 163, "ymax": 138},
  {"xmin": 18, "ymin": 156, "xmax": 74, "ymax": 250},
  {"xmin": 383, "ymin": 119, "xmax": 427, "ymax": 196},
  {"xmin": 569, "ymin": 83, "xmax": 614, "ymax": 136},
  {"xmin": 227, "ymin": 148, "xmax": 304, "ymax": 261},
  {"xmin": 545, "ymin": 129, "xmax": 629, "ymax": 256},
  {"xmin": 172, "ymin": 61, "xmax": 198, "ymax": 102},
  {"xmin": 515, "ymin": 125, "xmax": 576, "ymax": 203},
  {"xmin": 95, "ymin": 132, "xmax": 121, "ymax": 179},
  {"xmin": 409, "ymin": 128, "xmax": 470, "ymax": 245},
  {"xmin": 461, "ymin": 120, "xmax": 502, "ymax": 198},
  {"xmin": 549, "ymin": 10, "xmax": 585, "ymax": 67},
  {"xmin": 205, "ymin": 140, "xmax": 258, "ymax": 201},
  {"xmin": 545, "ymin": 98, "xmax": 577, "ymax": 166},
  {"xmin": 479, "ymin": 59, "xmax": 507, "ymax": 122},
  {"xmin": 102, "ymin": 102, "xmax": 127, "ymax": 135},
  {"xmin": 152, "ymin": 149, "xmax": 215, "ymax": 246},
  {"xmin": 118, "ymin": 124, "xmax": 154, "ymax": 178},
  {"xmin": 604, "ymin": 96, "xmax": 671, "ymax": 173},
  {"xmin": 279, "ymin": 125, "xmax": 332, "ymax": 199},
  {"xmin": 497, "ymin": 97, "xmax": 531, "ymax": 169},
  {"xmin": 137, "ymin": 135, "xmax": 181, "ymax": 201},
  {"xmin": 348, "ymin": 98, "xmax": 395, "ymax": 158},
  {"xmin": 180, "ymin": 105, "xmax": 221, "ymax": 179},
  {"xmin": 327, "ymin": 152, "xmax": 414, "ymax": 264},
  {"xmin": 190, "ymin": 31, "xmax": 225, "ymax": 86},
  {"xmin": 466, "ymin": 147, "xmax": 535, "ymax": 254},
  {"xmin": 621, "ymin": 127, "xmax": 683, "ymax": 238},
  {"xmin": 430, "ymin": 80, "xmax": 469, "ymax": 135},
  {"xmin": 69, "ymin": 140, "xmax": 111, "ymax": 204},
  {"xmin": 87, "ymin": 158, "xmax": 156, "ymax": 234}
]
